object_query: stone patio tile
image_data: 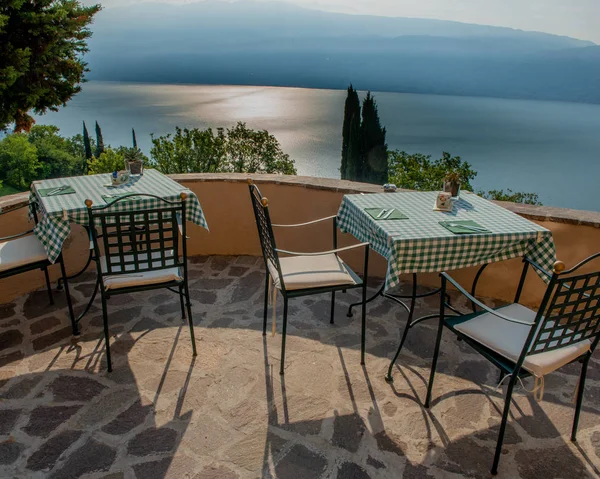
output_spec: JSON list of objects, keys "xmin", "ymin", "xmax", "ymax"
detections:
[
  {"xmin": 24, "ymin": 405, "xmax": 82, "ymax": 438},
  {"xmin": 26, "ymin": 430, "xmax": 82, "ymax": 471},
  {"xmin": 275, "ymin": 444, "xmax": 327, "ymax": 478},
  {"xmin": 50, "ymin": 438, "xmax": 116, "ymax": 479},
  {"xmin": 0, "ymin": 255, "xmax": 598, "ymax": 478}
]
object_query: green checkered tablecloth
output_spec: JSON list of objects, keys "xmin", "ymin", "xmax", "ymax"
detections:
[
  {"xmin": 29, "ymin": 170, "xmax": 209, "ymax": 263},
  {"xmin": 337, "ymin": 191, "xmax": 556, "ymax": 291}
]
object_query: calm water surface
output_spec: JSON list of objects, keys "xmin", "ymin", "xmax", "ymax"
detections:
[{"xmin": 35, "ymin": 82, "xmax": 600, "ymax": 211}]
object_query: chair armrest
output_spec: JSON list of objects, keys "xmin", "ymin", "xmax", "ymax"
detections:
[
  {"xmin": 275, "ymin": 242, "xmax": 370, "ymax": 257},
  {"xmin": 441, "ymin": 272, "xmax": 535, "ymax": 326},
  {"xmin": 0, "ymin": 202, "xmax": 30, "ymax": 216},
  {"xmin": 522, "ymin": 257, "xmax": 584, "ymax": 296},
  {"xmin": 272, "ymin": 216, "xmax": 337, "ymax": 228},
  {"xmin": 0, "ymin": 230, "xmax": 34, "ymax": 241},
  {"xmin": 0, "ymin": 202, "xmax": 38, "ymax": 241}
]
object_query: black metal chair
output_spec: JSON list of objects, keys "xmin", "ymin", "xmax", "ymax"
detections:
[
  {"xmin": 425, "ymin": 254, "xmax": 600, "ymax": 475},
  {"xmin": 248, "ymin": 180, "xmax": 370, "ymax": 375},
  {"xmin": 0, "ymin": 202, "xmax": 76, "ymax": 334},
  {"xmin": 85, "ymin": 193, "xmax": 197, "ymax": 372}
]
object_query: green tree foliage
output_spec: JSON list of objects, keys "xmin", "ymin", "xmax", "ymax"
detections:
[
  {"xmin": 95, "ymin": 121, "xmax": 105, "ymax": 157},
  {"xmin": 150, "ymin": 122, "xmax": 296, "ymax": 175},
  {"xmin": 359, "ymin": 92, "xmax": 388, "ymax": 184},
  {"xmin": 83, "ymin": 121, "xmax": 93, "ymax": 160},
  {"xmin": 0, "ymin": 1, "xmax": 101, "ymax": 132},
  {"xmin": 480, "ymin": 189, "xmax": 542, "ymax": 205},
  {"xmin": 151, "ymin": 127, "xmax": 224, "ymax": 174},
  {"xmin": 388, "ymin": 150, "xmax": 477, "ymax": 191},
  {"xmin": 340, "ymin": 85, "xmax": 360, "ymax": 180},
  {"xmin": 0, "ymin": 125, "xmax": 85, "ymax": 192},
  {"xmin": 87, "ymin": 147, "xmax": 124, "ymax": 175},
  {"xmin": 0, "ymin": 134, "xmax": 41, "ymax": 189},
  {"xmin": 71, "ymin": 132, "xmax": 94, "ymax": 161},
  {"xmin": 28, "ymin": 125, "xmax": 84, "ymax": 179},
  {"xmin": 388, "ymin": 150, "xmax": 541, "ymax": 205}
]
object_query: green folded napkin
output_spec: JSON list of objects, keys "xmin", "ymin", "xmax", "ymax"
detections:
[
  {"xmin": 365, "ymin": 207, "xmax": 408, "ymax": 220},
  {"xmin": 101, "ymin": 193, "xmax": 137, "ymax": 203},
  {"xmin": 439, "ymin": 220, "xmax": 491, "ymax": 234},
  {"xmin": 37, "ymin": 185, "xmax": 76, "ymax": 197}
]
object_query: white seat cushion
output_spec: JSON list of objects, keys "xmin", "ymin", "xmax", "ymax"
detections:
[
  {"xmin": 101, "ymin": 250, "xmax": 182, "ymax": 291},
  {"xmin": 268, "ymin": 253, "xmax": 357, "ymax": 291},
  {"xmin": 454, "ymin": 303, "xmax": 591, "ymax": 377},
  {"xmin": 0, "ymin": 235, "xmax": 48, "ymax": 272}
]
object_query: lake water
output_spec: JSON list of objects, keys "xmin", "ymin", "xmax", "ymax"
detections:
[{"xmin": 35, "ymin": 81, "xmax": 600, "ymax": 211}]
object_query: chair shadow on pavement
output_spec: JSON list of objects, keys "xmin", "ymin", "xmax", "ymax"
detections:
[
  {"xmin": 0, "ymin": 326, "xmax": 194, "ymax": 478},
  {"xmin": 260, "ymin": 336, "xmax": 598, "ymax": 479}
]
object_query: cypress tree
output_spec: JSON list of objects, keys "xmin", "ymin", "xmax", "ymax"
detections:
[
  {"xmin": 82, "ymin": 121, "xmax": 93, "ymax": 160},
  {"xmin": 95, "ymin": 121, "xmax": 105, "ymax": 158},
  {"xmin": 346, "ymin": 113, "xmax": 361, "ymax": 181},
  {"xmin": 359, "ymin": 92, "xmax": 388, "ymax": 184},
  {"xmin": 132, "ymin": 128, "xmax": 138, "ymax": 149},
  {"xmin": 340, "ymin": 85, "xmax": 360, "ymax": 180}
]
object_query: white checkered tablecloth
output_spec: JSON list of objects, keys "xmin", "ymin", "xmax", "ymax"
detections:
[
  {"xmin": 337, "ymin": 191, "xmax": 556, "ymax": 290},
  {"xmin": 29, "ymin": 170, "xmax": 209, "ymax": 263}
]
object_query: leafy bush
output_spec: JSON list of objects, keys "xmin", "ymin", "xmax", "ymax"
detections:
[
  {"xmin": 388, "ymin": 150, "xmax": 476, "ymax": 191},
  {"xmin": 150, "ymin": 122, "xmax": 296, "ymax": 175},
  {"xmin": 87, "ymin": 148, "xmax": 125, "ymax": 175},
  {"xmin": 480, "ymin": 189, "xmax": 542, "ymax": 206},
  {"xmin": 388, "ymin": 149, "xmax": 541, "ymax": 205},
  {"xmin": 87, "ymin": 147, "xmax": 150, "ymax": 175}
]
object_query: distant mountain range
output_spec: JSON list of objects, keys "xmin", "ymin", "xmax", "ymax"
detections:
[{"xmin": 86, "ymin": 0, "xmax": 600, "ymax": 104}]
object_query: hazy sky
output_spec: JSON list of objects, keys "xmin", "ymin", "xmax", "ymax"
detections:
[{"xmin": 84, "ymin": 0, "xmax": 599, "ymax": 44}]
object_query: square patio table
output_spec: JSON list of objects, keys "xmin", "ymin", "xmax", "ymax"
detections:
[
  {"xmin": 29, "ymin": 169, "xmax": 209, "ymax": 263},
  {"xmin": 337, "ymin": 191, "xmax": 556, "ymax": 290}
]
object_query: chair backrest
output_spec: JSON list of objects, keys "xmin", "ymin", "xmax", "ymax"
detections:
[
  {"xmin": 86, "ymin": 193, "xmax": 188, "ymax": 279},
  {"xmin": 247, "ymin": 182, "xmax": 284, "ymax": 287},
  {"xmin": 528, "ymin": 254, "xmax": 600, "ymax": 357}
]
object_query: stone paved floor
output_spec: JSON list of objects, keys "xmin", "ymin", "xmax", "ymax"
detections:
[{"xmin": 1, "ymin": 255, "xmax": 600, "ymax": 478}]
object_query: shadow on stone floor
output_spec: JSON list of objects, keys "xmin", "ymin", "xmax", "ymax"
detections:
[
  {"xmin": 0, "ymin": 329, "xmax": 195, "ymax": 478},
  {"xmin": 1, "ymin": 256, "xmax": 600, "ymax": 477},
  {"xmin": 260, "ymin": 333, "xmax": 599, "ymax": 479}
]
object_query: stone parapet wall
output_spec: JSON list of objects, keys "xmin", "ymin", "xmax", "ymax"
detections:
[{"xmin": 2, "ymin": 174, "xmax": 600, "ymax": 305}]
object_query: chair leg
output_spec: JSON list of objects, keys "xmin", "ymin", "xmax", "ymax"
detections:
[
  {"xmin": 424, "ymin": 317, "xmax": 444, "ymax": 408},
  {"xmin": 179, "ymin": 285, "xmax": 186, "ymax": 320},
  {"xmin": 571, "ymin": 355, "xmax": 590, "ymax": 442},
  {"xmin": 263, "ymin": 274, "xmax": 269, "ymax": 336},
  {"xmin": 100, "ymin": 294, "xmax": 112, "ymax": 373},
  {"xmin": 330, "ymin": 291, "xmax": 335, "ymax": 324},
  {"xmin": 491, "ymin": 376, "xmax": 517, "ymax": 475},
  {"xmin": 184, "ymin": 282, "xmax": 197, "ymax": 357},
  {"xmin": 361, "ymin": 284, "xmax": 367, "ymax": 365},
  {"xmin": 59, "ymin": 257, "xmax": 78, "ymax": 336},
  {"xmin": 385, "ymin": 273, "xmax": 417, "ymax": 383},
  {"xmin": 43, "ymin": 266, "xmax": 54, "ymax": 305},
  {"xmin": 280, "ymin": 297, "xmax": 288, "ymax": 375},
  {"xmin": 385, "ymin": 316, "xmax": 412, "ymax": 382}
]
